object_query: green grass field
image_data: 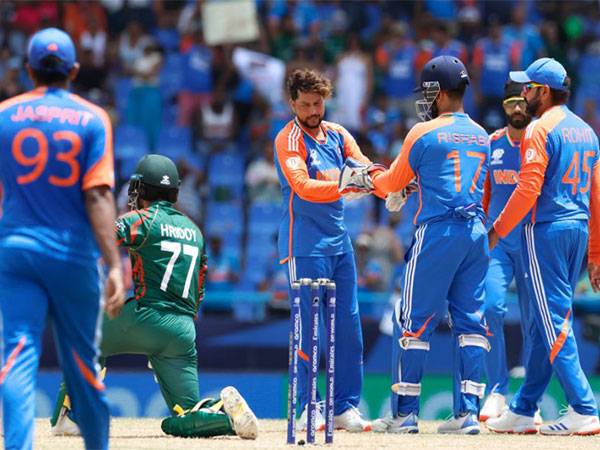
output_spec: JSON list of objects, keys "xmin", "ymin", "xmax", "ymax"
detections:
[{"xmin": 31, "ymin": 418, "xmax": 599, "ymax": 449}]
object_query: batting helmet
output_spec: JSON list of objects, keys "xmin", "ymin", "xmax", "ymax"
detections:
[{"xmin": 127, "ymin": 154, "xmax": 180, "ymax": 210}]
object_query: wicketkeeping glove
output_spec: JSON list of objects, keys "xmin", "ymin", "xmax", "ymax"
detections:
[
  {"xmin": 385, "ymin": 179, "xmax": 419, "ymax": 212},
  {"xmin": 338, "ymin": 158, "xmax": 386, "ymax": 197}
]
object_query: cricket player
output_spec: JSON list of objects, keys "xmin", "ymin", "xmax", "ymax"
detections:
[
  {"xmin": 0, "ymin": 28, "xmax": 124, "ymax": 450},
  {"xmin": 486, "ymin": 58, "xmax": 600, "ymax": 435},
  {"xmin": 275, "ymin": 69, "xmax": 380, "ymax": 432},
  {"xmin": 341, "ymin": 55, "xmax": 491, "ymax": 434},
  {"xmin": 51, "ymin": 154, "xmax": 258, "ymax": 440},
  {"xmin": 479, "ymin": 80, "xmax": 535, "ymax": 421}
]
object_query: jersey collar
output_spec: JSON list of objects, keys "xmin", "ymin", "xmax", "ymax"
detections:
[{"xmin": 294, "ymin": 118, "xmax": 328, "ymax": 145}]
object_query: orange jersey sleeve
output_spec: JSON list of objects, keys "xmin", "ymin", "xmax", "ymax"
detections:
[
  {"xmin": 589, "ymin": 160, "xmax": 600, "ymax": 264},
  {"xmin": 275, "ymin": 125, "xmax": 340, "ymax": 203},
  {"xmin": 373, "ymin": 117, "xmax": 454, "ymax": 194},
  {"xmin": 493, "ymin": 122, "xmax": 549, "ymax": 237}
]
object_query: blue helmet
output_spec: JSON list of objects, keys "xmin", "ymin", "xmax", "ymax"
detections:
[{"xmin": 415, "ymin": 55, "xmax": 470, "ymax": 121}]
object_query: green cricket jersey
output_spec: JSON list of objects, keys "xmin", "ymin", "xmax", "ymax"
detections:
[{"xmin": 115, "ymin": 200, "xmax": 206, "ymax": 317}]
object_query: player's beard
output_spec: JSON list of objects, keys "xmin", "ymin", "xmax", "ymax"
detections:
[
  {"xmin": 507, "ymin": 111, "xmax": 530, "ymax": 129},
  {"xmin": 526, "ymin": 92, "xmax": 542, "ymax": 117},
  {"xmin": 298, "ymin": 114, "xmax": 323, "ymax": 130}
]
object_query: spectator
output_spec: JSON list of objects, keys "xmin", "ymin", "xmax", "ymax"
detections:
[
  {"xmin": 583, "ymin": 99, "xmax": 600, "ymax": 136},
  {"xmin": 430, "ymin": 19, "xmax": 468, "ymax": 62},
  {"xmin": 206, "ymin": 235, "xmax": 241, "ymax": 290},
  {"xmin": 332, "ymin": 33, "xmax": 373, "ymax": 134},
  {"xmin": 503, "ymin": 3, "xmax": 546, "ymax": 68},
  {"xmin": 72, "ymin": 48, "xmax": 107, "ymax": 95},
  {"xmin": 80, "ymin": 16, "xmax": 107, "ymax": 67},
  {"xmin": 0, "ymin": 56, "xmax": 24, "ymax": 102},
  {"xmin": 64, "ymin": 0, "xmax": 107, "ymax": 44},
  {"xmin": 127, "ymin": 41, "xmax": 164, "ymax": 150},
  {"xmin": 118, "ymin": 20, "xmax": 153, "ymax": 75},
  {"xmin": 369, "ymin": 216, "xmax": 404, "ymax": 291},
  {"xmin": 375, "ymin": 21, "xmax": 418, "ymax": 120},
  {"xmin": 246, "ymin": 140, "xmax": 281, "ymax": 204},
  {"xmin": 354, "ymin": 233, "xmax": 385, "ymax": 292},
  {"xmin": 197, "ymin": 87, "xmax": 237, "ymax": 148},
  {"xmin": 178, "ymin": 28, "xmax": 213, "ymax": 126},
  {"xmin": 175, "ymin": 159, "xmax": 204, "ymax": 226},
  {"xmin": 472, "ymin": 16, "xmax": 520, "ymax": 130}
]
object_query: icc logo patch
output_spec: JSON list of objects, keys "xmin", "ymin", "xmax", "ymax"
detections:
[
  {"xmin": 525, "ymin": 148, "xmax": 536, "ymax": 162},
  {"xmin": 286, "ymin": 157, "xmax": 300, "ymax": 169},
  {"xmin": 491, "ymin": 148, "xmax": 504, "ymax": 165}
]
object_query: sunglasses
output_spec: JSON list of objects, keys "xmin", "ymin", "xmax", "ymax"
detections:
[
  {"xmin": 502, "ymin": 98, "xmax": 527, "ymax": 109},
  {"xmin": 523, "ymin": 82, "xmax": 546, "ymax": 93}
]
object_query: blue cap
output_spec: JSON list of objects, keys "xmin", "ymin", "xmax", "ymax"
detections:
[
  {"xmin": 509, "ymin": 57, "xmax": 569, "ymax": 91},
  {"xmin": 416, "ymin": 55, "xmax": 470, "ymax": 92},
  {"xmin": 27, "ymin": 28, "xmax": 76, "ymax": 76}
]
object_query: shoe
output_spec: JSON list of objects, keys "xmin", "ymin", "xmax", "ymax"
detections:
[
  {"xmin": 540, "ymin": 406, "xmax": 600, "ymax": 436},
  {"xmin": 437, "ymin": 413, "xmax": 480, "ymax": 434},
  {"xmin": 220, "ymin": 386, "xmax": 259, "ymax": 439},
  {"xmin": 486, "ymin": 409, "xmax": 537, "ymax": 434},
  {"xmin": 334, "ymin": 406, "xmax": 372, "ymax": 432},
  {"xmin": 479, "ymin": 393, "xmax": 506, "ymax": 422},
  {"xmin": 372, "ymin": 413, "xmax": 418, "ymax": 433},
  {"xmin": 51, "ymin": 408, "xmax": 80, "ymax": 436},
  {"xmin": 534, "ymin": 409, "xmax": 543, "ymax": 426},
  {"xmin": 297, "ymin": 403, "xmax": 325, "ymax": 432}
]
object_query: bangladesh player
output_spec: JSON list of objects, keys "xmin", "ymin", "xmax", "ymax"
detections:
[{"xmin": 51, "ymin": 154, "xmax": 258, "ymax": 439}]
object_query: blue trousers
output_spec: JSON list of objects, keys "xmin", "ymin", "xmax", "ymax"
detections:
[
  {"xmin": 510, "ymin": 221, "xmax": 598, "ymax": 417},
  {"xmin": 391, "ymin": 219, "xmax": 489, "ymax": 417},
  {"xmin": 0, "ymin": 247, "xmax": 109, "ymax": 450},
  {"xmin": 483, "ymin": 242, "xmax": 531, "ymax": 395},
  {"xmin": 286, "ymin": 253, "xmax": 362, "ymax": 415}
]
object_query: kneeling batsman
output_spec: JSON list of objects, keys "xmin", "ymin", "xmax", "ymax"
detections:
[{"xmin": 339, "ymin": 158, "xmax": 418, "ymax": 210}]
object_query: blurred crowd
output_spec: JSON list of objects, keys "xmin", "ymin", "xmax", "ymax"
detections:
[{"xmin": 2, "ymin": 0, "xmax": 600, "ymax": 314}]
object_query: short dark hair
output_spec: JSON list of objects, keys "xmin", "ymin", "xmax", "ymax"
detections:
[
  {"xmin": 550, "ymin": 76, "xmax": 571, "ymax": 105},
  {"xmin": 286, "ymin": 69, "xmax": 333, "ymax": 101},
  {"xmin": 445, "ymin": 83, "xmax": 467, "ymax": 101},
  {"xmin": 30, "ymin": 55, "xmax": 69, "ymax": 85}
]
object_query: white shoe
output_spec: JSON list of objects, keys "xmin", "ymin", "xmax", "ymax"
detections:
[
  {"xmin": 486, "ymin": 409, "xmax": 537, "ymax": 434},
  {"xmin": 297, "ymin": 403, "xmax": 325, "ymax": 432},
  {"xmin": 220, "ymin": 386, "xmax": 259, "ymax": 439},
  {"xmin": 372, "ymin": 413, "xmax": 418, "ymax": 433},
  {"xmin": 51, "ymin": 408, "xmax": 80, "ymax": 436},
  {"xmin": 334, "ymin": 406, "xmax": 372, "ymax": 432},
  {"xmin": 437, "ymin": 413, "xmax": 480, "ymax": 434},
  {"xmin": 479, "ymin": 393, "xmax": 506, "ymax": 422},
  {"xmin": 540, "ymin": 406, "xmax": 600, "ymax": 436}
]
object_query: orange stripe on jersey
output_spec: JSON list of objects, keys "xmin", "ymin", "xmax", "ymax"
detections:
[
  {"xmin": 0, "ymin": 336, "xmax": 26, "ymax": 384},
  {"xmin": 494, "ymin": 107, "xmax": 566, "ymax": 237},
  {"xmin": 0, "ymin": 88, "xmax": 47, "ymax": 113},
  {"xmin": 489, "ymin": 127, "xmax": 507, "ymax": 142},
  {"xmin": 72, "ymin": 349, "xmax": 105, "ymax": 391},
  {"xmin": 274, "ymin": 120, "xmax": 340, "ymax": 203},
  {"xmin": 68, "ymin": 93, "xmax": 115, "ymax": 190},
  {"xmin": 482, "ymin": 172, "xmax": 491, "ymax": 214},
  {"xmin": 549, "ymin": 308, "xmax": 571, "ymax": 364},
  {"xmin": 373, "ymin": 115, "xmax": 455, "ymax": 195},
  {"xmin": 589, "ymin": 160, "xmax": 600, "ymax": 264}
]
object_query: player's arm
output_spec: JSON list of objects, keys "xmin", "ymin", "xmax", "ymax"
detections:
[
  {"xmin": 371, "ymin": 127, "xmax": 418, "ymax": 194},
  {"xmin": 275, "ymin": 130, "xmax": 340, "ymax": 203},
  {"xmin": 83, "ymin": 109, "xmax": 124, "ymax": 318},
  {"xmin": 492, "ymin": 124, "xmax": 549, "ymax": 238},
  {"xmin": 589, "ymin": 159, "xmax": 600, "ymax": 292},
  {"xmin": 338, "ymin": 126, "xmax": 386, "ymax": 199},
  {"xmin": 482, "ymin": 172, "xmax": 491, "ymax": 215}
]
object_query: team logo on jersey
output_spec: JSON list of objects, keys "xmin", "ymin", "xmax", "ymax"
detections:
[
  {"xmin": 160, "ymin": 175, "xmax": 171, "ymax": 185},
  {"xmin": 491, "ymin": 148, "xmax": 504, "ymax": 165},
  {"xmin": 525, "ymin": 148, "xmax": 536, "ymax": 162},
  {"xmin": 309, "ymin": 149, "xmax": 321, "ymax": 166},
  {"xmin": 286, "ymin": 156, "xmax": 300, "ymax": 169}
]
